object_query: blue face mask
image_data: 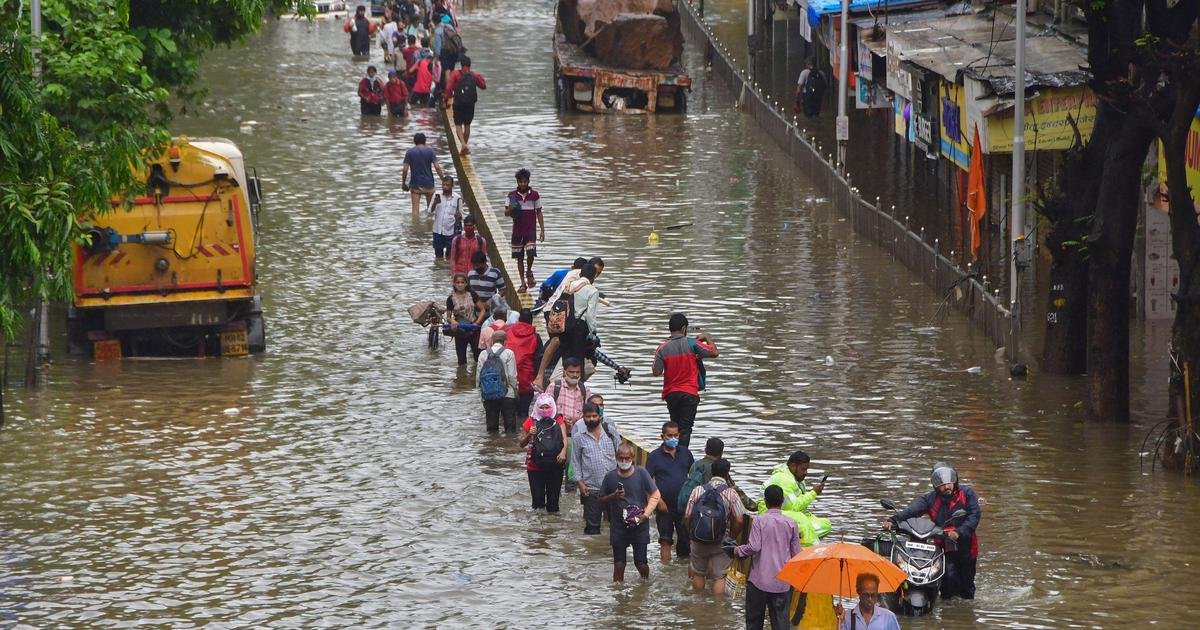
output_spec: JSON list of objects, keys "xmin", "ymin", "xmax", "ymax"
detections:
[{"xmin": 665, "ymin": 437, "xmax": 680, "ymax": 449}]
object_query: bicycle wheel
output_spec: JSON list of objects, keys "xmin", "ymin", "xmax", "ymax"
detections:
[{"xmin": 428, "ymin": 326, "xmax": 440, "ymax": 350}]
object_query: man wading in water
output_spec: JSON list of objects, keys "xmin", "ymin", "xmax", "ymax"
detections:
[{"xmin": 600, "ymin": 443, "xmax": 661, "ymax": 582}]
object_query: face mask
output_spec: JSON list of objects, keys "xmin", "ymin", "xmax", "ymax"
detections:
[
  {"xmin": 664, "ymin": 437, "xmax": 679, "ymax": 448},
  {"xmin": 596, "ymin": 406, "xmax": 604, "ymax": 417},
  {"xmin": 464, "ymin": 226, "xmax": 475, "ymax": 237},
  {"xmin": 584, "ymin": 419, "xmax": 601, "ymax": 430},
  {"xmin": 616, "ymin": 460, "xmax": 633, "ymax": 471},
  {"xmin": 564, "ymin": 376, "xmax": 580, "ymax": 386}
]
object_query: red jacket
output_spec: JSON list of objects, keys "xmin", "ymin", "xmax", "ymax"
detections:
[
  {"xmin": 506, "ymin": 322, "xmax": 543, "ymax": 394},
  {"xmin": 358, "ymin": 77, "xmax": 382, "ymax": 104},
  {"xmin": 384, "ymin": 79, "xmax": 409, "ymax": 105}
]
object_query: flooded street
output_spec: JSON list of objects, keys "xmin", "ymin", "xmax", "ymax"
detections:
[{"xmin": 2, "ymin": 1, "xmax": 1198, "ymax": 627}]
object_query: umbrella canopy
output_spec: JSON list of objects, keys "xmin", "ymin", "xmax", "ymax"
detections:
[{"xmin": 776, "ymin": 541, "xmax": 908, "ymax": 598}]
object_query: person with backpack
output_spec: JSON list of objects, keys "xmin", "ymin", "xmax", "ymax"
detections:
[
  {"xmin": 652, "ymin": 312, "xmax": 719, "ymax": 450},
  {"xmin": 444, "ymin": 57, "xmax": 486, "ymax": 155},
  {"xmin": 438, "ymin": 22, "xmax": 465, "ymax": 87},
  {"xmin": 519, "ymin": 393, "xmax": 569, "ymax": 512},
  {"xmin": 476, "ymin": 329, "xmax": 518, "ymax": 433},
  {"xmin": 684, "ymin": 458, "xmax": 745, "ymax": 597},
  {"xmin": 646, "ymin": 420, "xmax": 695, "ymax": 564},
  {"xmin": 427, "ymin": 175, "xmax": 462, "ymax": 259},
  {"xmin": 571, "ymin": 402, "xmax": 621, "ymax": 535},
  {"xmin": 448, "ymin": 215, "xmax": 486, "ymax": 274},
  {"xmin": 795, "ymin": 59, "xmax": 826, "ymax": 118},
  {"xmin": 599, "ymin": 443, "xmax": 662, "ymax": 582},
  {"xmin": 532, "ymin": 263, "xmax": 600, "ymax": 391},
  {"xmin": 735, "ymin": 484, "xmax": 803, "ymax": 630},
  {"xmin": 677, "ymin": 438, "xmax": 757, "ymax": 514}
]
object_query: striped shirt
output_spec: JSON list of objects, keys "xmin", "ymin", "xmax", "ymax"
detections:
[
  {"xmin": 570, "ymin": 421, "xmax": 621, "ymax": 490},
  {"xmin": 468, "ymin": 267, "xmax": 506, "ymax": 302}
]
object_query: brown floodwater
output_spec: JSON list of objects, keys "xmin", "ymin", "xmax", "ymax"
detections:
[{"xmin": 0, "ymin": 1, "xmax": 1194, "ymax": 627}]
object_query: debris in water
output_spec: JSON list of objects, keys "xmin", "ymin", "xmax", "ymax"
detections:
[
  {"xmin": 57, "ymin": 576, "xmax": 73, "ymax": 583},
  {"xmin": 966, "ymin": 366, "xmax": 982, "ymax": 374},
  {"xmin": 223, "ymin": 407, "xmax": 240, "ymax": 415},
  {"xmin": 824, "ymin": 355, "xmax": 835, "ymax": 366},
  {"xmin": 729, "ymin": 176, "xmax": 739, "ymax": 184},
  {"xmin": 647, "ymin": 231, "xmax": 660, "ymax": 244}
]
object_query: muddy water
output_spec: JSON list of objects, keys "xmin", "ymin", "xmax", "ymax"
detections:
[{"xmin": 1, "ymin": 1, "xmax": 1196, "ymax": 627}]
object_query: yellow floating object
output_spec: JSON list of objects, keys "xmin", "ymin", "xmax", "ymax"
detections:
[{"xmin": 648, "ymin": 231, "xmax": 660, "ymax": 244}]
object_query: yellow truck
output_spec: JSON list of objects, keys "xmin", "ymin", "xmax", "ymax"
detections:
[{"xmin": 68, "ymin": 138, "xmax": 265, "ymax": 358}]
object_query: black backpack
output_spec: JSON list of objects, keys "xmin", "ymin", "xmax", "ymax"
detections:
[
  {"xmin": 689, "ymin": 482, "xmax": 729, "ymax": 543},
  {"xmin": 532, "ymin": 416, "xmax": 564, "ymax": 467},
  {"xmin": 454, "ymin": 70, "xmax": 478, "ymax": 105}
]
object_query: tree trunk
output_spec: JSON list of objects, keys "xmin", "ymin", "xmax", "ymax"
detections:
[
  {"xmin": 1085, "ymin": 107, "xmax": 1157, "ymax": 422},
  {"xmin": 1160, "ymin": 81, "xmax": 1200, "ymax": 470},
  {"xmin": 1041, "ymin": 111, "xmax": 1110, "ymax": 374}
]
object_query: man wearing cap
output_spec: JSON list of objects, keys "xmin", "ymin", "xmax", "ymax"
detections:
[
  {"xmin": 884, "ymin": 462, "xmax": 982, "ymax": 599},
  {"xmin": 384, "ymin": 69, "xmax": 409, "ymax": 117}
]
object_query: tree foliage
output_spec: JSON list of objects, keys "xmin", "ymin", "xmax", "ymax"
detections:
[{"xmin": 0, "ymin": 0, "xmax": 305, "ymax": 339}]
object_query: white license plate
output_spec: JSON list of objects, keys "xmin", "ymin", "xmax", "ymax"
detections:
[{"xmin": 906, "ymin": 541, "xmax": 937, "ymax": 552}]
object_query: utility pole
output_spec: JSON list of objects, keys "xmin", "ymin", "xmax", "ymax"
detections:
[
  {"xmin": 31, "ymin": 0, "xmax": 51, "ymax": 373},
  {"xmin": 1009, "ymin": 0, "xmax": 1027, "ymax": 365},
  {"xmin": 836, "ymin": 0, "xmax": 849, "ymax": 173}
]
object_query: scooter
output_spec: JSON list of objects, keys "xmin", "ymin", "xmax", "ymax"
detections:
[{"xmin": 861, "ymin": 499, "xmax": 967, "ymax": 616}]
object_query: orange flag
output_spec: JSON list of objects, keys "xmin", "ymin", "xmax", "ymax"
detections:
[{"xmin": 966, "ymin": 125, "xmax": 987, "ymax": 260}]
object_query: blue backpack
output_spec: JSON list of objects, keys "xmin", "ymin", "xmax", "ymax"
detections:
[
  {"xmin": 689, "ymin": 482, "xmax": 728, "ymax": 544},
  {"xmin": 479, "ymin": 349, "xmax": 507, "ymax": 401}
]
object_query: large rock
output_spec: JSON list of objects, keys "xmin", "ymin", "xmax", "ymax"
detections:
[{"xmin": 589, "ymin": 12, "xmax": 683, "ymax": 70}]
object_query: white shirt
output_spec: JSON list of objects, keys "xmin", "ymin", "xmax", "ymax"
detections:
[
  {"xmin": 476, "ymin": 343, "xmax": 518, "ymax": 399},
  {"xmin": 797, "ymin": 68, "xmax": 811, "ymax": 88},
  {"xmin": 428, "ymin": 191, "xmax": 463, "ymax": 236},
  {"xmin": 380, "ymin": 21, "xmax": 400, "ymax": 53}
]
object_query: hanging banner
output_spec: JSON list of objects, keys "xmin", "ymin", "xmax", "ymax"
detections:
[
  {"xmin": 940, "ymin": 80, "xmax": 969, "ymax": 169},
  {"xmin": 885, "ymin": 39, "xmax": 914, "ymax": 101},
  {"xmin": 858, "ymin": 39, "xmax": 873, "ymax": 82},
  {"xmin": 894, "ymin": 96, "xmax": 908, "ymax": 137},
  {"xmin": 857, "ymin": 78, "xmax": 890, "ymax": 109},
  {"xmin": 985, "ymin": 86, "xmax": 1098, "ymax": 153}
]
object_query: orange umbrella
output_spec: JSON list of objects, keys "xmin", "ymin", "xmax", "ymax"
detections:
[{"xmin": 776, "ymin": 541, "xmax": 908, "ymax": 598}]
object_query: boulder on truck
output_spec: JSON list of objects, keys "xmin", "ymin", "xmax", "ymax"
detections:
[
  {"xmin": 554, "ymin": 0, "xmax": 691, "ymax": 113},
  {"xmin": 69, "ymin": 138, "xmax": 266, "ymax": 359}
]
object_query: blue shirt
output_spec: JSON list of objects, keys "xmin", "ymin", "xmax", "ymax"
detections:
[
  {"xmin": 540, "ymin": 268, "xmax": 569, "ymax": 294},
  {"xmin": 645, "ymin": 445, "xmax": 693, "ymax": 513},
  {"xmin": 839, "ymin": 605, "xmax": 900, "ymax": 630},
  {"xmin": 404, "ymin": 145, "xmax": 437, "ymax": 189}
]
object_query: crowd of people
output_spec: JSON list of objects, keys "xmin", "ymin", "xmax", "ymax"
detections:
[
  {"xmin": 351, "ymin": 1, "xmax": 485, "ymax": 154},
  {"xmin": 375, "ymin": 3, "xmax": 980, "ymax": 627}
]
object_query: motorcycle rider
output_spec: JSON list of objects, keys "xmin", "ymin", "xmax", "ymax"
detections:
[
  {"xmin": 883, "ymin": 462, "xmax": 981, "ymax": 599},
  {"xmin": 757, "ymin": 450, "xmax": 830, "ymax": 545}
]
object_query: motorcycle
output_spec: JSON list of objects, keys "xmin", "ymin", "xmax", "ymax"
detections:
[{"xmin": 861, "ymin": 499, "xmax": 967, "ymax": 616}]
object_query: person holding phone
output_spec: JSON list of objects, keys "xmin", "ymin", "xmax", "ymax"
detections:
[
  {"xmin": 599, "ymin": 443, "xmax": 661, "ymax": 582},
  {"xmin": 756, "ymin": 450, "xmax": 831, "ymax": 545}
]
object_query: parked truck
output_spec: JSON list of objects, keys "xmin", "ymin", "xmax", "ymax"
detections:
[{"xmin": 69, "ymin": 138, "xmax": 265, "ymax": 359}]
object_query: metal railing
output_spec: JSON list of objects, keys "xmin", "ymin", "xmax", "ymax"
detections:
[{"xmin": 678, "ymin": 0, "xmax": 1011, "ymax": 349}]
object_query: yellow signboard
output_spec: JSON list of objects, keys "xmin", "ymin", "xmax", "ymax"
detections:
[
  {"xmin": 986, "ymin": 86, "xmax": 1097, "ymax": 153},
  {"xmin": 1157, "ymin": 115, "xmax": 1200, "ymax": 214}
]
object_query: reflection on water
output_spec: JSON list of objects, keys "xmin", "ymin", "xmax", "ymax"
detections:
[{"xmin": 0, "ymin": 1, "xmax": 1196, "ymax": 626}]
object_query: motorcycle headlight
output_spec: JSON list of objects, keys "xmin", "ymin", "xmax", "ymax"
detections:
[
  {"xmin": 932, "ymin": 560, "xmax": 942, "ymax": 573},
  {"xmin": 898, "ymin": 561, "xmax": 912, "ymax": 574}
]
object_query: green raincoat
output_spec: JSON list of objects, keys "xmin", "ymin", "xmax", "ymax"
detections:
[{"xmin": 756, "ymin": 463, "xmax": 831, "ymax": 545}]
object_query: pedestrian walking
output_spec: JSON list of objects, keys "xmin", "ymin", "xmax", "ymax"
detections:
[
  {"xmin": 684, "ymin": 458, "xmax": 745, "ymax": 597},
  {"xmin": 838, "ymin": 573, "xmax": 901, "ymax": 630},
  {"xmin": 444, "ymin": 56, "xmax": 486, "ymax": 154},
  {"xmin": 548, "ymin": 358, "xmax": 592, "ymax": 430},
  {"xmin": 759, "ymin": 450, "xmax": 831, "ymax": 545},
  {"xmin": 735, "ymin": 484, "xmax": 803, "ymax": 630},
  {"xmin": 506, "ymin": 308, "xmax": 544, "ymax": 417},
  {"xmin": 571, "ymin": 402, "xmax": 620, "ymax": 535},
  {"xmin": 445, "ymin": 272, "xmax": 481, "ymax": 365},
  {"xmin": 504, "ymin": 169, "xmax": 545, "ymax": 292},
  {"xmin": 676, "ymin": 437, "xmax": 757, "ymax": 513},
  {"xmin": 477, "ymin": 329, "xmax": 518, "ymax": 433},
  {"xmin": 427, "ymin": 175, "xmax": 462, "ymax": 259},
  {"xmin": 467, "ymin": 250, "xmax": 507, "ymax": 314},
  {"xmin": 345, "ymin": 5, "xmax": 373, "ymax": 56},
  {"xmin": 652, "ymin": 313, "xmax": 719, "ymax": 450},
  {"xmin": 599, "ymin": 443, "xmax": 662, "ymax": 582},
  {"xmin": 520, "ymin": 393, "xmax": 569, "ymax": 512},
  {"xmin": 532, "ymin": 263, "xmax": 599, "ymax": 391},
  {"xmin": 478, "ymin": 305, "xmax": 510, "ymax": 350},
  {"xmin": 449, "ymin": 215, "xmax": 486, "ymax": 274},
  {"xmin": 646, "ymin": 421, "xmax": 695, "ymax": 563},
  {"xmin": 358, "ymin": 65, "xmax": 384, "ymax": 115},
  {"xmin": 384, "ymin": 69, "xmax": 409, "ymax": 117},
  {"xmin": 795, "ymin": 59, "xmax": 827, "ymax": 118},
  {"xmin": 401, "ymin": 132, "xmax": 445, "ymax": 217}
]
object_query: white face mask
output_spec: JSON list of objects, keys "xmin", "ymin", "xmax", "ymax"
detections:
[
  {"xmin": 616, "ymin": 460, "xmax": 633, "ymax": 471},
  {"xmin": 564, "ymin": 376, "xmax": 580, "ymax": 386}
]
